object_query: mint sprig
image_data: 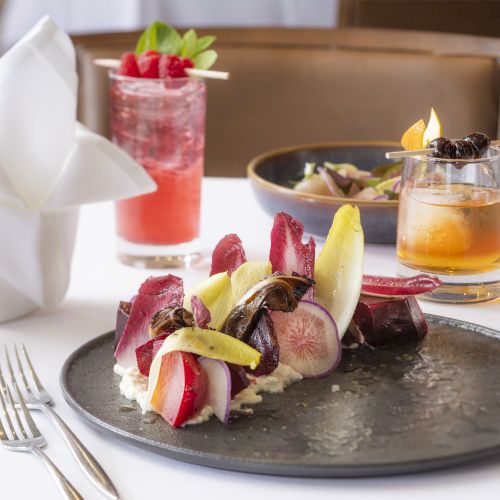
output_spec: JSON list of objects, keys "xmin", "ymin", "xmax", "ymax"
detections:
[{"xmin": 135, "ymin": 21, "xmax": 217, "ymax": 70}]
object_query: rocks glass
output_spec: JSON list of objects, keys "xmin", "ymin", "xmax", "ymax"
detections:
[
  {"xmin": 396, "ymin": 148, "xmax": 500, "ymax": 303},
  {"xmin": 109, "ymin": 73, "xmax": 206, "ymax": 268}
]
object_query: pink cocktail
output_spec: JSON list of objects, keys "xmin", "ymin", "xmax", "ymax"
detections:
[{"xmin": 109, "ymin": 73, "xmax": 206, "ymax": 267}]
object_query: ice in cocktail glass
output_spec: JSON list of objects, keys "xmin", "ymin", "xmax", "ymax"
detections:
[
  {"xmin": 397, "ymin": 149, "xmax": 500, "ymax": 303},
  {"xmin": 109, "ymin": 73, "xmax": 206, "ymax": 267}
]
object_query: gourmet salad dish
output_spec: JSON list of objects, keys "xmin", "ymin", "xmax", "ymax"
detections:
[
  {"xmin": 292, "ymin": 160, "xmax": 402, "ymax": 201},
  {"xmin": 113, "ymin": 206, "xmax": 440, "ymax": 428}
]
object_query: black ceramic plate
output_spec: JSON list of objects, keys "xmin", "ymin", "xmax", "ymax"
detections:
[{"xmin": 61, "ymin": 315, "xmax": 500, "ymax": 477}]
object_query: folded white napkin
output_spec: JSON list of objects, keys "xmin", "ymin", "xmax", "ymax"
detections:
[{"xmin": 0, "ymin": 16, "xmax": 156, "ymax": 322}]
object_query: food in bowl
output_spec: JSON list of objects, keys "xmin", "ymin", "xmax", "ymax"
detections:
[{"xmin": 293, "ymin": 160, "xmax": 402, "ymax": 201}]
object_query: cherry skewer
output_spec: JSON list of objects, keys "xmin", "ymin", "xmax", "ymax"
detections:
[{"xmin": 385, "ymin": 140, "xmax": 500, "ymax": 160}]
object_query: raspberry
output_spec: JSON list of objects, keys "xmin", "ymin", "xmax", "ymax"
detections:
[
  {"xmin": 137, "ymin": 50, "xmax": 160, "ymax": 78},
  {"xmin": 119, "ymin": 52, "xmax": 140, "ymax": 77},
  {"xmin": 182, "ymin": 57, "xmax": 194, "ymax": 69},
  {"xmin": 159, "ymin": 54, "xmax": 190, "ymax": 78}
]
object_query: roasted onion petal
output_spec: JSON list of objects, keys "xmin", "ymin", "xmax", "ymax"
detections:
[
  {"xmin": 149, "ymin": 306, "xmax": 194, "ymax": 339},
  {"xmin": 223, "ymin": 274, "xmax": 314, "ymax": 341},
  {"xmin": 247, "ymin": 309, "xmax": 280, "ymax": 376}
]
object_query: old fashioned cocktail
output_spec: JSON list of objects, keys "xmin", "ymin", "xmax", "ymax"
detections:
[{"xmin": 397, "ymin": 149, "xmax": 500, "ymax": 302}]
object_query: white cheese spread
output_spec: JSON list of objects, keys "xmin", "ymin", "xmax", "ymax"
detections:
[{"xmin": 114, "ymin": 361, "xmax": 303, "ymax": 425}]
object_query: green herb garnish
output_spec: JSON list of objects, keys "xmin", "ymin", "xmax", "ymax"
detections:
[{"xmin": 135, "ymin": 21, "xmax": 218, "ymax": 70}]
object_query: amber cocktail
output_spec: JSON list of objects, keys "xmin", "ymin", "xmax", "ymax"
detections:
[{"xmin": 397, "ymin": 150, "xmax": 500, "ymax": 303}]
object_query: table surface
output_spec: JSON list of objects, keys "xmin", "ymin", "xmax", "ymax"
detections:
[{"xmin": 1, "ymin": 177, "xmax": 499, "ymax": 500}]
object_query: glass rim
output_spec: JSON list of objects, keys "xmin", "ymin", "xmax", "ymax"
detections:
[
  {"xmin": 408, "ymin": 144, "xmax": 500, "ymax": 163},
  {"xmin": 108, "ymin": 69, "xmax": 203, "ymax": 84}
]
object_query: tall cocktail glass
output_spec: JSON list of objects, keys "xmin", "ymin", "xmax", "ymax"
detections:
[
  {"xmin": 109, "ymin": 73, "xmax": 206, "ymax": 268},
  {"xmin": 396, "ymin": 148, "xmax": 500, "ymax": 303}
]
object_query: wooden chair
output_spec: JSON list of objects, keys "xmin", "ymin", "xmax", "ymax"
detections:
[{"xmin": 73, "ymin": 28, "xmax": 500, "ymax": 177}]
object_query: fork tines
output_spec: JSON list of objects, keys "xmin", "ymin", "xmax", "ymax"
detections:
[{"xmin": 0, "ymin": 347, "xmax": 41, "ymax": 442}]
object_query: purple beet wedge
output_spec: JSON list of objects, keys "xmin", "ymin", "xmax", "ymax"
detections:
[
  {"xmin": 351, "ymin": 294, "xmax": 428, "ymax": 347},
  {"xmin": 226, "ymin": 363, "xmax": 250, "ymax": 397},
  {"xmin": 269, "ymin": 212, "xmax": 316, "ymax": 300}
]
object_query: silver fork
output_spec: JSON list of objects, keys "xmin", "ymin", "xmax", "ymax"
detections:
[
  {"xmin": 0, "ymin": 358, "xmax": 83, "ymax": 499},
  {"xmin": 4, "ymin": 345, "xmax": 119, "ymax": 500}
]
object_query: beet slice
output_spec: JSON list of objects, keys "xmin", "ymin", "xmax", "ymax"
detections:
[
  {"xmin": 151, "ymin": 351, "xmax": 207, "ymax": 428},
  {"xmin": 135, "ymin": 332, "xmax": 169, "ymax": 377},
  {"xmin": 247, "ymin": 309, "xmax": 279, "ymax": 376},
  {"xmin": 191, "ymin": 295, "xmax": 211, "ymax": 329},
  {"xmin": 115, "ymin": 275, "xmax": 184, "ymax": 368},
  {"xmin": 269, "ymin": 212, "xmax": 315, "ymax": 300},
  {"xmin": 114, "ymin": 301, "xmax": 131, "ymax": 348},
  {"xmin": 210, "ymin": 234, "xmax": 247, "ymax": 276},
  {"xmin": 351, "ymin": 294, "xmax": 428, "ymax": 347},
  {"xmin": 226, "ymin": 363, "xmax": 250, "ymax": 397}
]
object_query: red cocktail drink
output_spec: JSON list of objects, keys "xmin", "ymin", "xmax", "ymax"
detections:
[{"xmin": 109, "ymin": 74, "xmax": 206, "ymax": 266}]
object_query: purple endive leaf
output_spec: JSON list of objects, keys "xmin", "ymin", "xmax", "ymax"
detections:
[
  {"xmin": 269, "ymin": 212, "xmax": 315, "ymax": 300},
  {"xmin": 115, "ymin": 275, "xmax": 184, "ymax": 368},
  {"xmin": 210, "ymin": 234, "xmax": 247, "ymax": 276},
  {"xmin": 191, "ymin": 295, "xmax": 211, "ymax": 329}
]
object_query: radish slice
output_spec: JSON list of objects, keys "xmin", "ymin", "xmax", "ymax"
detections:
[
  {"xmin": 151, "ymin": 352, "xmax": 207, "ymax": 428},
  {"xmin": 272, "ymin": 301, "xmax": 340, "ymax": 378},
  {"xmin": 198, "ymin": 357, "xmax": 232, "ymax": 424},
  {"xmin": 362, "ymin": 274, "xmax": 441, "ymax": 297}
]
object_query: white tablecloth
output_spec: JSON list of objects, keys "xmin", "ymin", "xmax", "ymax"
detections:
[{"xmin": 1, "ymin": 178, "xmax": 499, "ymax": 500}]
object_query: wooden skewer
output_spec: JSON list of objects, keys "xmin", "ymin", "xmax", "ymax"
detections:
[
  {"xmin": 93, "ymin": 58, "xmax": 230, "ymax": 80},
  {"xmin": 385, "ymin": 148, "xmax": 434, "ymax": 159},
  {"xmin": 386, "ymin": 140, "xmax": 500, "ymax": 159}
]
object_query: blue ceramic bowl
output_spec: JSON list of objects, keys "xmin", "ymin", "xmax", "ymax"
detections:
[{"xmin": 247, "ymin": 141, "xmax": 400, "ymax": 244}]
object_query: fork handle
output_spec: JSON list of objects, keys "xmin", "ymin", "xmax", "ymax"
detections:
[
  {"xmin": 42, "ymin": 404, "xmax": 119, "ymax": 499},
  {"xmin": 32, "ymin": 447, "xmax": 83, "ymax": 500}
]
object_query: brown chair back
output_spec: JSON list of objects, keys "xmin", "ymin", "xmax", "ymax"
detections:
[
  {"xmin": 73, "ymin": 28, "xmax": 500, "ymax": 177},
  {"xmin": 339, "ymin": 1, "xmax": 500, "ymax": 38}
]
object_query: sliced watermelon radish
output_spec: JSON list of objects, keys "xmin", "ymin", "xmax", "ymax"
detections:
[
  {"xmin": 269, "ymin": 212, "xmax": 315, "ymax": 300},
  {"xmin": 115, "ymin": 275, "xmax": 183, "ymax": 368},
  {"xmin": 198, "ymin": 357, "xmax": 232, "ymax": 424},
  {"xmin": 135, "ymin": 332, "xmax": 169, "ymax": 377},
  {"xmin": 361, "ymin": 274, "xmax": 441, "ymax": 297},
  {"xmin": 210, "ymin": 234, "xmax": 247, "ymax": 276},
  {"xmin": 272, "ymin": 300, "xmax": 340, "ymax": 378},
  {"xmin": 150, "ymin": 351, "xmax": 207, "ymax": 428}
]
